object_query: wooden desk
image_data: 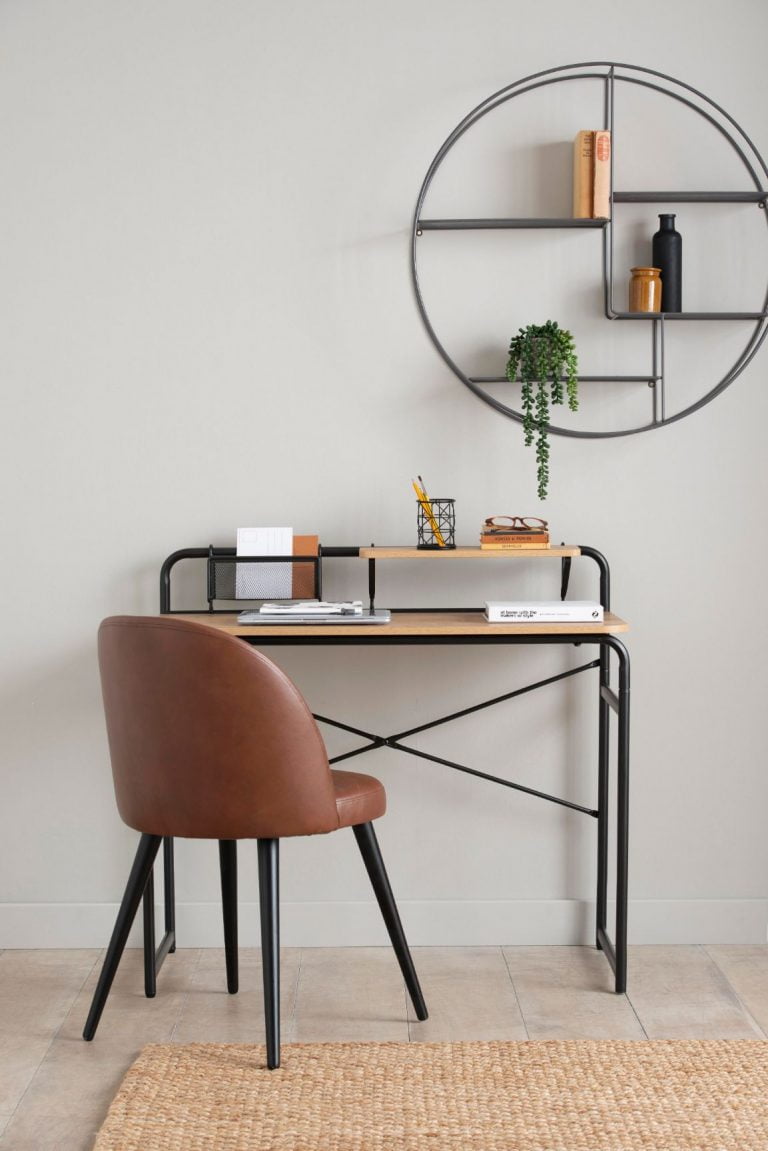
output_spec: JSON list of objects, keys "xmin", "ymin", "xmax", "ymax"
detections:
[
  {"xmin": 150, "ymin": 545, "xmax": 630, "ymax": 998},
  {"xmin": 170, "ymin": 609, "xmax": 629, "ymax": 640}
]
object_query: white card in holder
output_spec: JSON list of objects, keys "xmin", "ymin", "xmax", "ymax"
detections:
[{"xmin": 236, "ymin": 527, "xmax": 293, "ymax": 599}]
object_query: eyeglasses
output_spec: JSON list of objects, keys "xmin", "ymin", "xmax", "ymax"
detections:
[{"xmin": 484, "ymin": 516, "xmax": 548, "ymax": 530}]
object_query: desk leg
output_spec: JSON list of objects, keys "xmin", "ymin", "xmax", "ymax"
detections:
[
  {"xmin": 163, "ymin": 836, "xmax": 176, "ymax": 951},
  {"xmin": 596, "ymin": 645, "xmax": 610, "ymax": 952},
  {"xmin": 615, "ymin": 641, "xmax": 630, "ymax": 994},
  {"xmin": 595, "ymin": 638, "xmax": 630, "ymax": 994},
  {"xmin": 142, "ymin": 835, "xmax": 176, "ymax": 997},
  {"xmin": 142, "ymin": 867, "xmax": 156, "ymax": 997}
]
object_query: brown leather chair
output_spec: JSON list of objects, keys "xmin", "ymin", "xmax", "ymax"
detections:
[{"xmin": 83, "ymin": 616, "xmax": 427, "ymax": 1067}]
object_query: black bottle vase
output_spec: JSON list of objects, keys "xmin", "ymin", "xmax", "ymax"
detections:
[{"xmin": 652, "ymin": 213, "xmax": 682, "ymax": 312}]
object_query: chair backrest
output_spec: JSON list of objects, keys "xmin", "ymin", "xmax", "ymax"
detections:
[{"xmin": 97, "ymin": 616, "xmax": 340, "ymax": 839}]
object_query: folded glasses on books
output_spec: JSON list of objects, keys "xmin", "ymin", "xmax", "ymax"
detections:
[{"xmin": 484, "ymin": 516, "xmax": 549, "ymax": 530}]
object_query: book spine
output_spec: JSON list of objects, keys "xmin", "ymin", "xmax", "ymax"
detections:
[
  {"xmin": 292, "ymin": 534, "xmax": 319, "ymax": 598},
  {"xmin": 593, "ymin": 129, "xmax": 611, "ymax": 218},
  {"xmin": 572, "ymin": 130, "xmax": 595, "ymax": 218},
  {"xmin": 487, "ymin": 609, "xmax": 603, "ymax": 622},
  {"xmin": 480, "ymin": 542, "xmax": 550, "ymax": 550},
  {"xmin": 480, "ymin": 534, "xmax": 549, "ymax": 545}
]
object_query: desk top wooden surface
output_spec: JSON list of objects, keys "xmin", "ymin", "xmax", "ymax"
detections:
[
  {"xmin": 358, "ymin": 546, "xmax": 580, "ymax": 559},
  {"xmin": 169, "ymin": 611, "xmax": 629, "ymax": 638}
]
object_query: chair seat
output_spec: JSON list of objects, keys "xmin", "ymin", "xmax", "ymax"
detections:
[{"xmin": 332, "ymin": 770, "xmax": 386, "ymax": 828}]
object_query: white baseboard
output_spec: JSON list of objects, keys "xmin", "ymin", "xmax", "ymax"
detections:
[{"xmin": 1, "ymin": 899, "xmax": 766, "ymax": 948}]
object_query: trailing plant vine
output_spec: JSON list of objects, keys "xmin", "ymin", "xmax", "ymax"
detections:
[{"xmin": 505, "ymin": 320, "xmax": 579, "ymax": 500}]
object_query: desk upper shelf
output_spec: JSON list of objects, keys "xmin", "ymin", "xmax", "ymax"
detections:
[{"xmin": 358, "ymin": 546, "xmax": 580, "ymax": 559}]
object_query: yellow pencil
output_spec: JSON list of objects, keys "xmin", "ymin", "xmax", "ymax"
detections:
[
  {"xmin": 417, "ymin": 476, "xmax": 446, "ymax": 547},
  {"xmin": 412, "ymin": 477, "xmax": 446, "ymax": 547}
]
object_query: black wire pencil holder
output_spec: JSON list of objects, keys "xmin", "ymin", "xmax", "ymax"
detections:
[{"xmin": 416, "ymin": 499, "xmax": 456, "ymax": 549}]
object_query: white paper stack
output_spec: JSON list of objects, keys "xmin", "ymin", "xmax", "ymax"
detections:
[
  {"xmin": 259, "ymin": 601, "xmax": 363, "ymax": 616},
  {"xmin": 236, "ymin": 527, "xmax": 293, "ymax": 599}
]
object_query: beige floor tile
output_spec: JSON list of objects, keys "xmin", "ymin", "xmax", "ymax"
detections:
[
  {"xmin": 192, "ymin": 945, "xmax": 296, "ymax": 987},
  {"xmin": 503, "ymin": 946, "xmax": 647, "ymax": 1039},
  {"xmin": 172, "ymin": 948, "xmax": 301, "ymax": 1043},
  {"xmin": 0, "ymin": 949, "xmax": 98, "ymax": 975},
  {"xmin": 4, "ymin": 1035, "xmax": 138, "ymax": 1123},
  {"xmin": 84, "ymin": 945, "xmax": 201, "ymax": 994},
  {"xmin": 173, "ymin": 991, "xmax": 299, "ymax": 1045},
  {"xmin": 0, "ymin": 951, "xmax": 100, "ymax": 1114},
  {"xmin": 0, "ymin": 1110, "xmax": 102, "ymax": 1151},
  {"xmin": 705, "ymin": 945, "xmax": 768, "ymax": 1037},
  {"xmin": 293, "ymin": 947, "xmax": 410, "ymax": 1042},
  {"xmin": 407, "ymin": 947, "xmax": 527, "ymax": 1041},
  {"xmin": 56, "ymin": 947, "xmax": 202, "ymax": 1043},
  {"xmin": 0, "ymin": 1034, "xmax": 56, "ymax": 1114},
  {"xmin": 0, "ymin": 950, "xmax": 98, "ymax": 1016},
  {"xmin": 627, "ymin": 945, "xmax": 763, "ymax": 1039},
  {"xmin": 66, "ymin": 988, "xmax": 190, "ymax": 1045},
  {"xmin": 704, "ymin": 944, "xmax": 768, "ymax": 1037}
]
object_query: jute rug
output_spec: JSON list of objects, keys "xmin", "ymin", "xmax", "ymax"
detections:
[{"xmin": 93, "ymin": 1039, "xmax": 768, "ymax": 1150}]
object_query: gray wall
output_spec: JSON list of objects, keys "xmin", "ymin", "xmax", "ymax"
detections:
[{"xmin": 1, "ymin": 0, "xmax": 767, "ymax": 947}]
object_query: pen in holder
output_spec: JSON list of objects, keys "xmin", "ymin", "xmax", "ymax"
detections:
[{"xmin": 416, "ymin": 498, "xmax": 456, "ymax": 549}]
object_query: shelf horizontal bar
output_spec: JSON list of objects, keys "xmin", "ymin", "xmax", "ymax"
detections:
[
  {"xmin": 614, "ymin": 191, "xmax": 767, "ymax": 203},
  {"xmin": 611, "ymin": 311, "xmax": 768, "ymax": 320},
  {"xmin": 470, "ymin": 375, "xmax": 660, "ymax": 384},
  {"xmin": 417, "ymin": 218, "xmax": 607, "ymax": 231}
]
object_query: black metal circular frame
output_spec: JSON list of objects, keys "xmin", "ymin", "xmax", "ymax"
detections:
[{"xmin": 411, "ymin": 61, "xmax": 768, "ymax": 439}]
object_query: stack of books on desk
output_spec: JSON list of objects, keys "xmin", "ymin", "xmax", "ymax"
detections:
[{"xmin": 479, "ymin": 526, "xmax": 550, "ymax": 550}]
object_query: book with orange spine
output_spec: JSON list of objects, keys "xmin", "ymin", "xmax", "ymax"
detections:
[
  {"xmin": 572, "ymin": 130, "xmax": 595, "ymax": 218},
  {"xmin": 480, "ymin": 532, "xmax": 549, "ymax": 545},
  {"xmin": 593, "ymin": 129, "xmax": 611, "ymax": 218},
  {"xmin": 480, "ymin": 541, "xmax": 551, "ymax": 550}
]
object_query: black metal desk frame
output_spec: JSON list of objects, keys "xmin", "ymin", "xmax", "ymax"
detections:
[{"xmin": 146, "ymin": 544, "xmax": 630, "ymax": 996}]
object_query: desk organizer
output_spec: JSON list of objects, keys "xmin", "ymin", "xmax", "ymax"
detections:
[{"xmin": 206, "ymin": 546, "xmax": 322, "ymax": 607}]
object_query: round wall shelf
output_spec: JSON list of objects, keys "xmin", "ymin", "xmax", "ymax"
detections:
[{"xmin": 411, "ymin": 61, "xmax": 768, "ymax": 438}]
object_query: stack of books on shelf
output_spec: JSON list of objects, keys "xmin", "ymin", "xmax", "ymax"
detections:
[
  {"xmin": 479, "ymin": 525, "xmax": 550, "ymax": 551},
  {"xmin": 572, "ymin": 129, "xmax": 611, "ymax": 219}
]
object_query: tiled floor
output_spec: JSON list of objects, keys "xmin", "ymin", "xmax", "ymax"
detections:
[{"xmin": 1, "ymin": 944, "xmax": 766, "ymax": 1149}]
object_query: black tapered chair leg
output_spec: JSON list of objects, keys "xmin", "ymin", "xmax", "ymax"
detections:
[
  {"xmin": 257, "ymin": 838, "xmax": 280, "ymax": 1070},
  {"xmin": 142, "ymin": 866, "xmax": 157, "ymax": 998},
  {"xmin": 218, "ymin": 839, "xmax": 239, "ymax": 994},
  {"xmin": 352, "ymin": 821, "xmax": 428, "ymax": 1021},
  {"xmin": 83, "ymin": 833, "xmax": 163, "ymax": 1040}
]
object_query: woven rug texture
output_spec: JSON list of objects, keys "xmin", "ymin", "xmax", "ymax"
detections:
[{"xmin": 93, "ymin": 1038, "xmax": 768, "ymax": 1151}]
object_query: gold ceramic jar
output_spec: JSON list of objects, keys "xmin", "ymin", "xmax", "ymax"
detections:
[{"xmin": 628, "ymin": 267, "xmax": 662, "ymax": 312}]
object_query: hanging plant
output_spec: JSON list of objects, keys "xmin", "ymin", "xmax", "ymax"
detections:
[{"xmin": 505, "ymin": 320, "xmax": 579, "ymax": 500}]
